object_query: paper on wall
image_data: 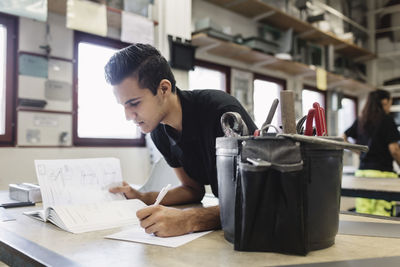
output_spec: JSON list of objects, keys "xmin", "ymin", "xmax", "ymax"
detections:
[
  {"xmin": 19, "ymin": 54, "xmax": 48, "ymax": 78},
  {"xmin": 121, "ymin": 11, "xmax": 154, "ymax": 45},
  {"xmin": 316, "ymin": 67, "xmax": 327, "ymax": 91},
  {"xmin": 0, "ymin": 0, "xmax": 47, "ymax": 22},
  {"xmin": 66, "ymin": 0, "xmax": 107, "ymax": 37},
  {"xmin": 124, "ymin": 0, "xmax": 153, "ymax": 17}
]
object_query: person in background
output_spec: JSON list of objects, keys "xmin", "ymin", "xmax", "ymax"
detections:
[
  {"xmin": 104, "ymin": 43, "xmax": 257, "ymax": 236},
  {"xmin": 344, "ymin": 89, "xmax": 400, "ymax": 216}
]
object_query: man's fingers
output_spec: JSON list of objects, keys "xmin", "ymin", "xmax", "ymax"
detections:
[
  {"xmin": 139, "ymin": 207, "xmax": 158, "ymax": 229},
  {"xmin": 144, "ymin": 223, "xmax": 158, "ymax": 235},
  {"xmin": 137, "ymin": 205, "xmax": 159, "ymax": 220},
  {"xmin": 140, "ymin": 216, "xmax": 156, "ymax": 229},
  {"xmin": 109, "ymin": 185, "xmax": 130, "ymax": 194}
]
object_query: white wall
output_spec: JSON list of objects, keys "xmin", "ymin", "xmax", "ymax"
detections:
[{"xmin": 1, "ymin": 12, "xmax": 155, "ymax": 189}]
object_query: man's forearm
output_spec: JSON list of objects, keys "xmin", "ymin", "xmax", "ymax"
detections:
[
  {"xmin": 185, "ymin": 205, "xmax": 221, "ymax": 232},
  {"xmin": 140, "ymin": 185, "xmax": 204, "ymax": 206}
]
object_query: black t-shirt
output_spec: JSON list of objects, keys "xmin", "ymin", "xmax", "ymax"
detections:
[
  {"xmin": 151, "ymin": 89, "xmax": 257, "ymax": 197},
  {"xmin": 344, "ymin": 115, "xmax": 400, "ymax": 172}
]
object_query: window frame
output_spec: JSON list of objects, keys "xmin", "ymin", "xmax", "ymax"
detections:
[
  {"xmin": 302, "ymin": 85, "xmax": 327, "ymax": 110},
  {"xmin": 0, "ymin": 13, "xmax": 18, "ymax": 145},
  {"xmin": 253, "ymin": 73, "xmax": 286, "ymax": 90},
  {"xmin": 252, "ymin": 73, "xmax": 286, "ymax": 127},
  {"xmin": 73, "ymin": 31, "xmax": 145, "ymax": 147},
  {"xmin": 338, "ymin": 94, "xmax": 358, "ymax": 135},
  {"xmin": 193, "ymin": 59, "xmax": 230, "ymax": 93},
  {"xmin": 342, "ymin": 94, "xmax": 358, "ymax": 119}
]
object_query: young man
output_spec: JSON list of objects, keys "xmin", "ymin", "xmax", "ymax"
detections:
[{"xmin": 105, "ymin": 43, "xmax": 256, "ymax": 237}]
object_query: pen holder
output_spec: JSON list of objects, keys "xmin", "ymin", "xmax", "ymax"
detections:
[{"xmin": 216, "ymin": 134, "xmax": 367, "ymax": 255}]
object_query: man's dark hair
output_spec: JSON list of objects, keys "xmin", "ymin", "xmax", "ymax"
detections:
[{"xmin": 104, "ymin": 43, "xmax": 176, "ymax": 95}]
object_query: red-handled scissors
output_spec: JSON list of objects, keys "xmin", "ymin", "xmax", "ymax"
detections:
[{"xmin": 304, "ymin": 102, "xmax": 327, "ymax": 136}]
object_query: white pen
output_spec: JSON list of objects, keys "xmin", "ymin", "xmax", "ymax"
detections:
[{"xmin": 153, "ymin": 184, "xmax": 172, "ymax": 206}]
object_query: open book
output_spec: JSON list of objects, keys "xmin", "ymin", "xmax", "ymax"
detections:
[{"xmin": 24, "ymin": 158, "xmax": 146, "ymax": 234}]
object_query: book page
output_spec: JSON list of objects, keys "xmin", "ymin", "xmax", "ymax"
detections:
[
  {"xmin": 23, "ymin": 209, "xmax": 47, "ymax": 222},
  {"xmin": 51, "ymin": 199, "xmax": 146, "ymax": 233},
  {"xmin": 35, "ymin": 158, "xmax": 126, "ymax": 209}
]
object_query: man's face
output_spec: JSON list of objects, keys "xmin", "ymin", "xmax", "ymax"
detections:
[{"xmin": 113, "ymin": 77, "xmax": 166, "ymax": 133}]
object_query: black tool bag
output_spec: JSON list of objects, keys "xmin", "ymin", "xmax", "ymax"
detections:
[{"xmin": 216, "ymin": 134, "xmax": 365, "ymax": 255}]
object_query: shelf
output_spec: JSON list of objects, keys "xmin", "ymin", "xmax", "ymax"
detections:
[
  {"xmin": 192, "ymin": 33, "xmax": 374, "ymax": 92},
  {"xmin": 17, "ymin": 107, "xmax": 73, "ymax": 115},
  {"xmin": 205, "ymin": 0, "xmax": 375, "ymax": 61},
  {"xmin": 48, "ymin": 0, "xmax": 157, "ymax": 29}
]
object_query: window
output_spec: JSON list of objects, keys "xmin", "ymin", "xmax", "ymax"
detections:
[
  {"xmin": 253, "ymin": 75, "xmax": 285, "ymax": 129},
  {"xmin": 338, "ymin": 96, "xmax": 357, "ymax": 135},
  {"xmin": 189, "ymin": 60, "xmax": 229, "ymax": 92},
  {"xmin": 74, "ymin": 32, "xmax": 144, "ymax": 146},
  {"xmin": 392, "ymin": 97, "xmax": 400, "ymax": 132},
  {"xmin": 302, "ymin": 87, "xmax": 326, "ymax": 117},
  {"xmin": 0, "ymin": 25, "xmax": 6, "ymax": 135},
  {"xmin": 0, "ymin": 14, "xmax": 17, "ymax": 144}
]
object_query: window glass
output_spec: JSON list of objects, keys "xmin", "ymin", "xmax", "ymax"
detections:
[
  {"xmin": 0, "ymin": 25, "xmax": 6, "ymax": 135},
  {"xmin": 189, "ymin": 66, "xmax": 226, "ymax": 91},
  {"xmin": 302, "ymin": 89, "xmax": 325, "ymax": 117},
  {"xmin": 77, "ymin": 42, "xmax": 141, "ymax": 139},
  {"xmin": 253, "ymin": 79, "xmax": 282, "ymax": 129},
  {"xmin": 338, "ymin": 97, "xmax": 356, "ymax": 135}
]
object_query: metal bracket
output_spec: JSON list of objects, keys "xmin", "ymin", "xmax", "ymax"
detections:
[
  {"xmin": 252, "ymin": 10, "xmax": 276, "ymax": 22},
  {"xmin": 328, "ymin": 79, "xmax": 348, "ymax": 89},
  {"xmin": 253, "ymin": 58, "xmax": 277, "ymax": 68},
  {"xmin": 197, "ymin": 42, "xmax": 221, "ymax": 53},
  {"xmin": 334, "ymin": 43, "xmax": 347, "ymax": 50},
  {"xmin": 224, "ymin": 0, "xmax": 247, "ymax": 8},
  {"xmin": 298, "ymin": 29, "xmax": 317, "ymax": 38}
]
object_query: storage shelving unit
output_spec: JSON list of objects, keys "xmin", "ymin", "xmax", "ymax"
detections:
[
  {"xmin": 192, "ymin": 32, "xmax": 374, "ymax": 92},
  {"xmin": 204, "ymin": 0, "xmax": 374, "ymax": 60}
]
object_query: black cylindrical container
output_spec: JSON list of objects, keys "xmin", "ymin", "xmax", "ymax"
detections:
[
  {"xmin": 216, "ymin": 136, "xmax": 343, "ymax": 255},
  {"xmin": 301, "ymin": 141, "xmax": 343, "ymax": 250}
]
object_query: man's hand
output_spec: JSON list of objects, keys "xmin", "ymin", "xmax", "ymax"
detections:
[
  {"xmin": 137, "ymin": 205, "xmax": 192, "ymax": 237},
  {"xmin": 136, "ymin": 205, "xmax": 221, "ymax": 237},
  {"xmin": 109, "ymin": 181, "xmax": 142, "ymax": 199}
]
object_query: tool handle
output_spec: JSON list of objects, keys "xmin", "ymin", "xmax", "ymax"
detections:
[
  {"xmin": 280, "ymin": 91, "xmax": 296, "ymax": 134},
  {"xmin": 304, "ymin": 108, "xmax": 315, "ymax": 136},
  {"xmin": 261, "ymin": 99, "xmax": 279, "ymax": 130},
  {"xmin": 220, "ymin": 112, "xmax": 249, "ymax": 137},
  {"xmin": 278, "ymin": 133, "xmax": 369, "ymax": 153},
  {"xmin": 313, "ymin": 102, "xmax": 327, "ymax": 136}
]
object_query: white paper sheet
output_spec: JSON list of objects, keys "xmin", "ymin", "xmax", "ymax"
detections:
[
  {"xmin": 66, "ymin": 0, "xmax": 107, "ymax": 37},
  {"xmin": 0, "ymin": 0, "xmax": 47, "ymax": 21},
  {"xmin": 121, "ymin": 11, "xmax": 154, "ymax": 45},
  {"xmin": 106, "ymin": 227, "xmax": 212, "ymax": 247},
  {"xmin": 34, "ymin": 158, "xmax": 126, "ymax": 209}
]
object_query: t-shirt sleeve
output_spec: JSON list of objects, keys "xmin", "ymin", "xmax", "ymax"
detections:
[
  {"xmin": 383, "ymin": 115, "xmax": 400, "ymax": 144},
  {"xmin": 344, "ymin": 119, "xmax": 358, "ymax": 138},
  {"xmin": 150, "ymin": 129, "xmax": 181, "ymax": 168}
]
